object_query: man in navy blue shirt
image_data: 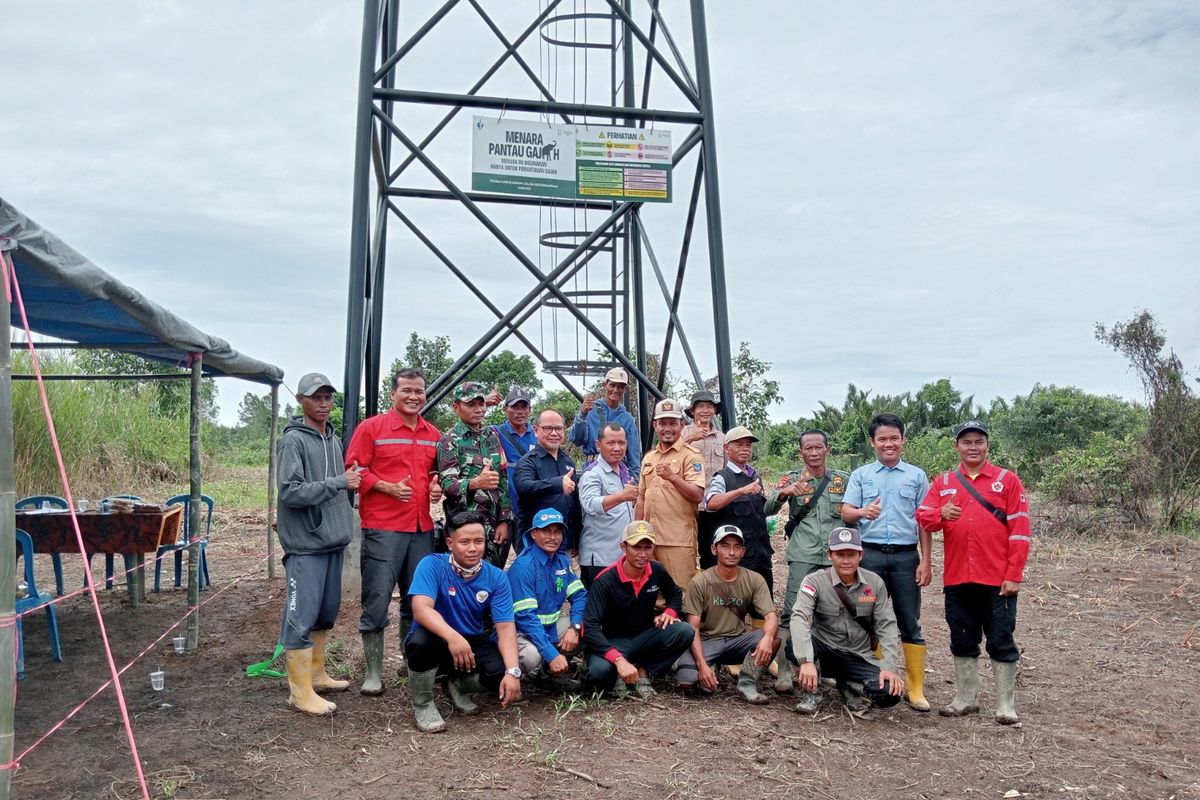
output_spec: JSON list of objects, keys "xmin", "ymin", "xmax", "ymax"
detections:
[
  {"xmin": 513, "ymin": 409, "xmax": 581, "ymax": 549},
  {"xmin": 841, "ymin": 412, "xmax": 932, "ymax": 711},
  {"xmin": 404, "ymin": 510, "xmax": 523, "ymax": 732}
]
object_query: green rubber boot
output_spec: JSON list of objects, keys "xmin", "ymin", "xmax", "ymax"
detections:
[
  {"xmin": 408, "ymin": 667, "xmax": 445, "ymax": 733},
  {"xmin": 360, "ymin": 630, "xmax": 385, "ymax": 696},
  {"xmin": 939, "ymin": 657, "xmax": 980, "ymax": 717},
  {"xmin": 992, "ymin": 660, "xmax": 1020, "ymax": 725},
  {"xmin": 736, "ymin": 654, "xmax": 769, "ymax": 705},
  {"xmin": 446, "ymin": 672, "xmax": 484, "ymax": 715},
  {"xmin": 774, "ymin": 644, "xmax": 794, "ymax": 694}
]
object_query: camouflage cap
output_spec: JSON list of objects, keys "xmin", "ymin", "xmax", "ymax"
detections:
[{"xmin": 453, "ymin": 382, "xmax": 488, "ymax": 402}]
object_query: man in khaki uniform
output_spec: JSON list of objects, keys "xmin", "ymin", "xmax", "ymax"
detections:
[{"xmin": 635, "ymin": 398, "xmax": 706, "ymax": 590}]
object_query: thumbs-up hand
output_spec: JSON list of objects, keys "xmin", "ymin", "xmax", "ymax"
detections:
[
  {"xmin": 395, "ymin": 474, "xmax": 413, "ymax": 501},
  {"xmin": 562, "ymin": 467, "xmax": 576, "ymax": 495},
  {"xmin": 580, "ymin": 394, "xmax": 595, "ymax": 415},
  {"xmin": 485, "ymin": 385, "xmax": 502, "ymax": 407},
  {"xmin": 345, "ymin": 460, "xmax": 363, "ymax": 490},
  {"xmin": 863, "ymin": 496, "xmax": 883, "ymax": 520},
  {"xmin": 470, "ymin": 461, "xmax": 500, "ymax": 491},
  {"xmin": 941, "ymin": 499, "xmax": 962, "ymax": 521}
]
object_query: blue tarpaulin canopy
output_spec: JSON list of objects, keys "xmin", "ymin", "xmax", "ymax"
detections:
[{"xmin": 0, "ymin": 197, "xmax": 282, "ymax": 384}]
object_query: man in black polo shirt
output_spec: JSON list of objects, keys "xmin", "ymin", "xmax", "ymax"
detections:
[{"xmin": 581, "ymin": 521, "xmax": 694, "ymax": 697}]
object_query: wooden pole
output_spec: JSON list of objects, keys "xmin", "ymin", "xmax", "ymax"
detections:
[
  {"xmin": 266, "ymin": 383, "xmax": 279, "ymax": 580},
  {"xmin": 0, "ymin": 246, "xmax": 17, "ymax": 800},
  {"xmin": 186, "ymin": 353, "xmax": 202, "ymax": 649}
]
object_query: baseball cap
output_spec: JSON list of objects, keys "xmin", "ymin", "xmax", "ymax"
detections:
[
  {"xmin": 712, "ymin": 524, "xmax": 745, "ymax": 545},
  {"xmin": 453, "ymin": 382, "xmax": 488, "ymax": 402},
  {"xmin": 724, "ymin": 425, "xmax": 758, "ymax": 444},
  {"xmin": 622, "ymin": 520, "xmax": 656, "ymax": 546},
  {"xmin": 532, "ymin": 508, "xmax": 565, "ymax": 529},
  {"xmin": 296, "ymin": 372, "xmax": 336, "ymax": 397},
  {"xmin": 653, "ymin": 398, "xmax": 684, "ymax": 421},
  {"xmin": 827, "ymin": 527, "xmax": 863, "ymax": 552},
  {"xmin": 504, "ymin": 387, "xmax": 533, "ymax": 407},
  {"xmin": 604, "ymin": 367, "xmax": 629, "ymax": 384},
  {"xmin": 953, "ymin": 420, "xmax": 989, "ymax": 440}
]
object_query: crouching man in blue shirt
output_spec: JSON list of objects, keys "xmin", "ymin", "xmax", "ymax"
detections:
[
  {"xmin": 508, "ymin": 508, "xmax": 588, "ymax": 691},
  {"xmin": 404, "ymin": 510, "xmax": 523, "ymax": 733}
]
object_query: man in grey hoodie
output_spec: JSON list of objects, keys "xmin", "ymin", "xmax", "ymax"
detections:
[{"xmin": 277, "ymin": 372, "xmax": 361, "ymax": 716}]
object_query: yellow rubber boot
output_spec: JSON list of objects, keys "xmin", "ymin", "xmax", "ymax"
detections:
[
  {"xmin": 287, "ymin": 648, "xmax": 335, "ymax": 716},
  {"xmin": 902, "ymin": 642, "xmax": 931, "ymax": 712},
  {"xmin": 311, "ymin": 630, "xmax": 350, "ymax": 693}
]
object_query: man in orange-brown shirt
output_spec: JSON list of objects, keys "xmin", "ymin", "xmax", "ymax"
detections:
[{"xmin": 635, "ymin": 398, "xmax": 706, "ymax": 590}]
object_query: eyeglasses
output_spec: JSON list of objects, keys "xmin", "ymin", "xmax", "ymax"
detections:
[{"xmin": 538, "ymin": 425, "xmax": 565, "ymax": 433}]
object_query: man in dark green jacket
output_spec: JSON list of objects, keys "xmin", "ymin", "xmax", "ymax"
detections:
[{"xmin": 277, "ymin": 372, "xmax": 360, "ymax": 716}]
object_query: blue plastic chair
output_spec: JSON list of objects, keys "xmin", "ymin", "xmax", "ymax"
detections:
[
  {"xmin": 156, "ymin": 494, "xmax": 213, "ymax": 592},
  {"xmin": 86, "ymin": 495, "xmax": 142, "ymax": 590},
  {"xmin": 15, "ymin": 529, "xmax": 64, "ymax": 679},
  {"xmin": 15, "ymin": 496, "xmax": 67, "ymax": 596}
]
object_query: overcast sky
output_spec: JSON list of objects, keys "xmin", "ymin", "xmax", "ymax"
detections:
[{"xmin": 4, "ymin": 1, "xmax": 1197, "ymax": 426}]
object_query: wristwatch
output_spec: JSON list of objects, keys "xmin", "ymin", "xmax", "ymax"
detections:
[
  {"xmin": 571, "ymin": 623, "xmax": 582, "ymax": 633},
  {"xmin": 505, "ymin": 666, "xmax": 522, "ymax": 679}
]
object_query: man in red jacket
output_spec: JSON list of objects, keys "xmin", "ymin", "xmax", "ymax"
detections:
[
  {"xmin": 916, "ymin": 420, "xmax": 1030, "ymax": 725},
  {"xmin": 344, "ymin": 368, "xmax": 444, "ymax": 696}
]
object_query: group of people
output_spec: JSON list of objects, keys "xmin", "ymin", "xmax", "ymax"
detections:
[{"xmin": 275, "ymin": 366, "xmax": 1031, "ymax": 733}]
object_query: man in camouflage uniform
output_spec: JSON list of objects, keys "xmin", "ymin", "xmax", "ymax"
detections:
[
  {"xmin": 764, "ymin": 428, "xmax": 851, "ymax": 692},
  {"xmin": 437, "ymin": 382, "xmax": 514, "ymax": 568}
]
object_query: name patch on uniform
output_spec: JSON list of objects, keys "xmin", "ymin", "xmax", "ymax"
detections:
[
  {"xmin": 939, "ymin": 488, "xmax": 958, "ymax": 497},
  {"xmin": 475, "ymin": 590, "xmax": 490, "ymax": 603},
  {"xmin": 555, "ymin": 569, "xmax": 568, "ymax": 575}
]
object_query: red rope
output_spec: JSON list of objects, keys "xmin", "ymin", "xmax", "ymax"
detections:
[
  {"xmin": 1, "ymin": 550, "xmax": 272, "ymax": 772},
  {"xmin": 6, "ymin": 264, "xmax": 151, "ymax": 799}
]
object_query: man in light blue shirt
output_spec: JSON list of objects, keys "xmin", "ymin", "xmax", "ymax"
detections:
[
  {"xmin": 491, "ymin": 387, "xmax": 537, "ymax": 555},
  {"xmin": 568, "ymin": 367, "xmax": 642, "ymax": 480},
  {"xmin": 578, "ymin": 423, "xmax": 639, "ymax": 586},
  {"xmin": 841, "ymin": 412, "xmax": 932, "ymax": 712}
]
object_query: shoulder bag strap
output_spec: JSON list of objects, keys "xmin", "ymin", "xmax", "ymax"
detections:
[{"xmin": 953, "ymin": 469, "xmax": 1007, "ymax": 526}]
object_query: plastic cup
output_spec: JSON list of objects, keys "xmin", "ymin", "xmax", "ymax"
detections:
[
  {"xmin": 172, "ymin": 636, "xmax": 186, "ymax": 655},
  {"xmin": 41, "ymin": 500, "xmax": 51, "ymax": 512},
  {"xmin": 78, "ymin": 499, "xmax": 89, "ymax": 513},
  {"xmin": 150, "ymin": 670, "xmax": 165, "ymax": 691}
]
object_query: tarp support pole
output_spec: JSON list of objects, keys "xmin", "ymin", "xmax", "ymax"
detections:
[
  {"xmin": 0, "ymin": 245, "xmax": 16, "ymax": 800},
  {"xmin": 266, "ymin": 383, "xmax": 279, "ymax": 580},
  {"xmin": 186, "ymin": 353, "xmax": 202, "ymax": 650}
]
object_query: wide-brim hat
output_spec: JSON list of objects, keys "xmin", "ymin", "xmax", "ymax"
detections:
[{"xmin": 686, "ymin": 390, "xmax": 722, "ymax": 417}]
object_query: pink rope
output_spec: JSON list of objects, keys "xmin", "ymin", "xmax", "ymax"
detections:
[
  {"xmin": 17, "ymin": 545, "xmax": 272, "ymax": 617},
  {"xmin": 1, "ymin": 550, "xmax": 272, "ymax": 772},
  {"xmin": 6, "ymin": 267, "xmax": 151, "ymax": 800}
]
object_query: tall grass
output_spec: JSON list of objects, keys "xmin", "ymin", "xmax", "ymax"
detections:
[{"xmin": 12, "ymin": 353, "xmax": 190, "ymax": 499}]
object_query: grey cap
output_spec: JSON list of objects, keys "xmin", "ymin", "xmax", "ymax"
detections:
[
  {"xmin": 296, "ymin": 372, "xmax": 336, "ymax": 397},
  {"xmin": 504, "ymin": 387, "xmax": 533, "ymax": 407},
  {"xmin": 827, "ymin": 527, "xmax": 862, "ymax": 552},
  {"xmin": 712, "ymin": 524, "xmax": 745, "ymax": 545},
  {"xmin": 953, "ymin": 420, "xmax": 989, "ymax": 440},
  {"xmin": 724, "ymin": 425, "xmax": 758, "ymax": 443}
]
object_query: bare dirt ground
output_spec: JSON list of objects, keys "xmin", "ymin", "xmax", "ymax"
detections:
[{"xmin": 11, "ymin": 507, "xmax": 1200, "ymax": 800}]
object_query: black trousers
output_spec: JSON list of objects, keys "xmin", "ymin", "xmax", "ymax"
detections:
[
  {"xmin": 860, "ymin": 546, "xmax": 924, "ymax": 645},
  {"xmin": 584, "ymin": 623, "xmax": 695, "ymax": 691},
  {"xmin": 944, "ymin": 583, "xmax": 1019, "ymax": 662},
  {"xmin": 404, "ymin": 626, "xmax": 506, "ymax": 689},
  {"xmin": 580, "ymin": 564, "xmax": 607, "ymax": 588},
  {"xmin": 786, "ymin": 636, "xmax": 900, "ymax": 708}
]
